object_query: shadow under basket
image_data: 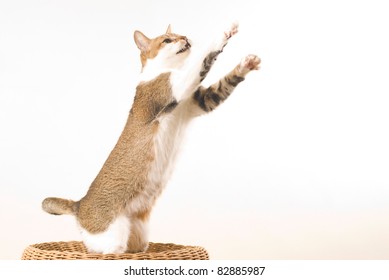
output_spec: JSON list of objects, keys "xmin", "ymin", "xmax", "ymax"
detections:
[{"xmin": 21, "ymin": 241, "xmax": 209, "ymax": 260}]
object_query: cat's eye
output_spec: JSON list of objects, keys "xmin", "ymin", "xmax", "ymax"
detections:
[{"xmin": 163, "ymin": 38, "xmax": 172, "ymax": 44}]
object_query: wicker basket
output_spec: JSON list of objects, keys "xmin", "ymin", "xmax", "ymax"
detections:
[{"xmin": 21, "ymin": 241, "xmax": 209, "ymax": 260}]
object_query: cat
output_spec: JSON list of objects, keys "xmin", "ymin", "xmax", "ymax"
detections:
[{"xmin": 42, "ymin": 23, "xmax": 260, "ymax": 254}]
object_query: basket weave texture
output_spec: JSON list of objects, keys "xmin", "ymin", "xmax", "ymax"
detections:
[{"xmin": 21, "ymin": 241, "xmax": 209, "ymax": 260}]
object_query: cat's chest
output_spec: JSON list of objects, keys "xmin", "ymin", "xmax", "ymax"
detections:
[
  {"xmin": 148, "ymin": 112, "xmax": 186, "ymax": 185},
  {"xmin": 139, "ymin": 66, "xmax": 193, "ymax": 103},
  {"xmin": 126, "ymin": 112, "xmax": 188, "ymax": 214}
]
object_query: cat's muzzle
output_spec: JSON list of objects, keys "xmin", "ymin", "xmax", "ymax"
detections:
[{"xmin": 176, "ymin": 40, "xmax": 191, "ymax": 54}]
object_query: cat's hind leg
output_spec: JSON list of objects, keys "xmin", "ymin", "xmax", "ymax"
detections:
[
  {"xmin": 79, "ymin": 212, "xmax": 149, "ymax": 254},
  {"xmin": 126, "ymin": 211, "xmax": 150, "ymax": 253},
  {"xmin": 79, "ymin": 215, "xmax": 131, "ymax": 254}
]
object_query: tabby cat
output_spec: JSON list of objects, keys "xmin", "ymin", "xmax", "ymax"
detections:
[{"xmin": 42, "ymin": 23, "xmax": 260, "ymax": 254}]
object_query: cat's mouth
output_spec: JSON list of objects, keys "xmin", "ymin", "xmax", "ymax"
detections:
[{"xmin": 176, "ymin": 41, "xmax": 191, "ymax": 54}]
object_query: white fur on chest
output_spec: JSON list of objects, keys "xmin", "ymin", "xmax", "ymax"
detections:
[
  {"xmin": 151, "ymin": 112, "xmax": 187, "ymax": 183},
  {"xmin": 131, "ymin": 51, "xmax": 196, "ymax": 215},
  {"xmin": 124, "ymin": 110, "xmax": 190, "ymax": 219},
  {"xmin": 139, "ymin": 48, "xmax": 200, "ymax": 102}
]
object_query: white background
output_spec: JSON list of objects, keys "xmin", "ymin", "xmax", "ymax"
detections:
[{"xmin": 1, "ymin": 0, "xmax": 388, "ymax": 259}]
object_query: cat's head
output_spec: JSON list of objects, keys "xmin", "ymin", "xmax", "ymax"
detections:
[{"xmin": 134, "ymin": 25, "xmax": 191, "ymax": 70}]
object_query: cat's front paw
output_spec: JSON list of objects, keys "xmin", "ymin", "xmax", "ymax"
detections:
[
  {"xmin": 214, "ymin": 22, "xmax": 239, "ymax": 51},
  {"xmin": 238, "ymin": 54, "xmax": 261, "ymax": 75},
  {"xmin": 224, "ymin": 22, "xmax": 239, "ymax": 40}
]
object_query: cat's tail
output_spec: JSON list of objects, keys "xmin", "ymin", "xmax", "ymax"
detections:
[{"xmin": 42, "ymin": 197, "xmax": 78, "ymax": 215}]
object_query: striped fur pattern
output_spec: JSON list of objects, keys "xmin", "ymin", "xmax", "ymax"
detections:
[
  {"xmin": 42, "ymin": 23, "xmax": 260, "ymax": 254},
  {"xmin": 193, "ymin": 54, "xmax": 260, "ymax": 113}
]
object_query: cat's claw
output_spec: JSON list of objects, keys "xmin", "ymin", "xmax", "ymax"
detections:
[
  {"xmin": 224, "ymin": 22, "xmax": 239, "ymax": 40},
  {"xmin": 239, "ymin": 54, "xmax": 261, "ymax": 74}
]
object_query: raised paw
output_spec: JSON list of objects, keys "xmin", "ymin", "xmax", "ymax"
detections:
[
  {"xmin": 224, "ymin": 22, "xmax": 239, "ymax": 40},
  {"xmin": 238, "ymin": 54, "xmax": 261, "ymax": 74}
]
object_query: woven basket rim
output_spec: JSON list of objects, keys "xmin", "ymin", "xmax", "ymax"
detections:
[{"xmin": 21, "ymin": 240, "xmax": 209, "ymax": 260}]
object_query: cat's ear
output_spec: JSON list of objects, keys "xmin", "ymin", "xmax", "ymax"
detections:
[
  {"xmin": 134, "ymin": 31, "xmax": 150, "ymax": 52},
  {"xmin": 165, "ymin": 24, "xmax": 172, "ymax": 34}
]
